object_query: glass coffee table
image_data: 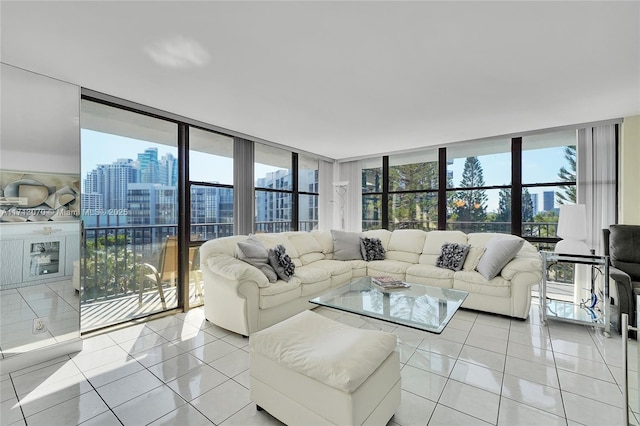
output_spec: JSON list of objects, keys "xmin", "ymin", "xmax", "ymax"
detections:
[{"xmin": 309, "ymin": 276, "xmax": 469, "ymax": 334}]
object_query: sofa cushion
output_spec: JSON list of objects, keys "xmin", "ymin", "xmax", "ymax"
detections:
[
  {"xmin": 236, "ymin": 236, "xmax": 278, "ymax": 282},
  {"xmin": 436, "ymin": 243, "xmax": 470, "ymax": 271},
  {"xmin": 362, "ymin": 229, "xmax": 393, "ymax": 250},
  {"xmin": 453, "ymin": 271, "xmax": 511, "ymax": 297},
  {"xmin": 386, "ymin": 229, "xmax": 427, "ymax": 263},
  {"xmin": 255, "ymin": 233, "xmax": 302, "ymax": 267},
  {"xmin": 294, "ymin": 265, "xmax": 332, "ymax": 284},
  {"xmin": 463, "ymin": 246, "xmax": 486, "ymax": 271},
  {"xmin": 367, "ymin": 259, "xmax": 412, "ymax": 278},
  {"xmin": 419, "ymin": 231, "xmax": 468, "ymax": 265},
  {"xmin": 476, "ymin": 236, "xmax": 524, "ymax": 280},
  {"xmin": 332, "ymin": 230, "xmax": 364, "ymax": 261},
  {"xmin": 308, "ymin": 259, "xmax": 353, "ymax": 276},
  {"xmin": 289, "ymin": 233, "xmax": 324, "ymax": 265},
  {"xmin": 310, "ymin": 230, "xmax": 334, "ymax": 254},
  {"xmin": 360, "ymin": 237, "xmax": 385, "ymax": 261},
  {"xmin": 406, "ymin": 264, "xmax": 455, "ymax": 280}
]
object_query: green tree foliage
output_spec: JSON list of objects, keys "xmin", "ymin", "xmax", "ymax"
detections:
[
  {"xmin": 496, "ymin": 188, "xmax": 511, "ymax": 222},
  {"xmin": 454, "ymin": 157, "xmax": 488, "ymax": 225},
  {"xmin": 388, "ymin": 162, "xmax": 438, "ymax": 230},
  {"xmin": 82, "ymin": 234, "xmax": 142, "ymax": 302},
  {"xmin": 522, "ymin": 188, "xmax": 534, "ymax": 222},
  {"xmin": 556, "ymin": 145, "xmax": 576, "ymax": 204}
]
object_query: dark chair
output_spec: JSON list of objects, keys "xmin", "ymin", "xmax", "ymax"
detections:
[{"xmin": 603, "ymin": 225, "xmax": 640, "ymax": 333}]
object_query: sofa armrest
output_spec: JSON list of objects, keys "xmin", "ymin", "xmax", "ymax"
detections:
[
  {"xmin": 500, "ymin": 256, "xmax": 542, "ymax": 281},
  {"xmin": 610, "ymin": 265, "xmax": 633, "ymax": 304},
  {"xmin": 205, "ymin": 254, "xmax": 270, "ymax": 288}
]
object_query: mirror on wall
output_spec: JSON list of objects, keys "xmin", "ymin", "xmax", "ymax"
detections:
[{"xmin": 0, "ymin": 64, "xmax": 81, "ymax": 363}]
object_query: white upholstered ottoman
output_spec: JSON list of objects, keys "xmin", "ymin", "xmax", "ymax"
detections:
[{"xmin": 249, "ymin": 310, "xmax": 401, "ymax": 426}]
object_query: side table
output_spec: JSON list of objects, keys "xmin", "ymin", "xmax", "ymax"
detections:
[{"xmin": 539, "ymin": 251, "xmax": 611, "ymax": 337}]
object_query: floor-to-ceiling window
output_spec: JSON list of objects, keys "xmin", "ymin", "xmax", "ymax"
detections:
[
  {"xmin": 298, "ymin": 154, "xmax": 319, "ymax": 231},
  {"xmin": 522, "ymin": 130, "xmax": 577, "ymax": 249},
  {"xmin": 388, "ymin": 150, "xmax": 439, "ymax": 231},
  {"xmin": 358, "ymin": 128, "xmax": 598, "ymax": 247},
  {"xmin": 446, "ymin": 138, "xmax": 512, "ymax": 233},
  {"xmin": 188, "ymin": 127, "xmax": 234, "ymax": 307},
  {"xmin": 254, "ymin": 144, "xmax": 293, "ymax": 233},
  {"xmin": 80, "ymin": 99, "xmax": 179, "ymax": 331},
  {"xmin": 362, "ymin": 158, "xmax": 383, "ymax": 230}
]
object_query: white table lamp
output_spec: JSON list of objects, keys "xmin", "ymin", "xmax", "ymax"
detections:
[{"xmin": 555, "ymin": 204, "xmax": 590, "ymax": 254}]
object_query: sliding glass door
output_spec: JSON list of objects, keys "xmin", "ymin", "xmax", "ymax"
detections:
[{"xmin": 80, "ymin": 99, "xmax": 179, "ymax": 331}]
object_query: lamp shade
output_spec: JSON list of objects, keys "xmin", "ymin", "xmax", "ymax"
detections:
[
  {"xmin": 556, "ymin": 204, "xmax": 587, "ymax": 240},
  {"xmin": 555, "ymin": 204, "xmax": 590, "ymax": 254}
]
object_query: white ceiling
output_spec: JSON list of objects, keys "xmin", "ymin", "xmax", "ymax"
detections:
[{"xmin": 2, "ymin": 1, "xmax": 639, "ymax": 160}]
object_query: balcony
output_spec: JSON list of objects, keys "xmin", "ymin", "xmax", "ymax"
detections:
[{"xmin": 80, "ymin": 221, "xmax": 318, "ymax": 331}]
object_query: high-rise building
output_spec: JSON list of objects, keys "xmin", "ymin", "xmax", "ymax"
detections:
[
  {"xmin": 127, "ymin": 183, "xmax": 177, "ymax": 226},
  {"xmin": 159, "ymin": 153, "xmax": 178, "ymax": 187},
  {"xmin": 137, "ymin": 148, "xmax": 159, "ymax": 184},
  {"xmin": 543, "ymin": 190, "xmax": 554, "ymax": 212},
  {"xmin": 83, "ymin": 158, "xmax": 137, "ymax": 210}
]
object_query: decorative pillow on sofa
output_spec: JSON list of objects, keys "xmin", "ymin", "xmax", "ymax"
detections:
[
  {"xmin": 268, "ymin": 244, "xmax": 295, "ymax": 281},
  {"xmin": 435, "ymin": 243, "xmax": 470, "ymax": 271},
  {"xmin": 463, "ymin": 246, "xmax": 486, "ymax": 271},
  {"xmin": 236, "ymin": 235, "xmax": 277, "ymax": 282},
  {"xmin": 360, "ymin": 237, "xmax": 385, "ymax": 261},
  {"xmin": 476, "ymin": 236, "xmax": 524, "ymax": 280},
  {"xmin": 331, "ymin": 230, "xmax": 364, "ymax": 261}
]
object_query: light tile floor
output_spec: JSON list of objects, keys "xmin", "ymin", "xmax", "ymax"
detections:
[
  {"xmin": 1, "ymin": 302, "xmax": 638, "ymax": 426},
  {"xmin": 0, "ymin": 280, "xmax": 80, "ymax": 359}
]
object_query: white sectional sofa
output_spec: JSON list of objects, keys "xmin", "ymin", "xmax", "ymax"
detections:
[{"xmin": 200, "ymin": 229, "xmax": 542, "ymax": 336}]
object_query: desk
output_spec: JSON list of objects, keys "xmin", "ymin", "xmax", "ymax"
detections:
[{"xmin": 540, "ymin": 252, "xmax": 610, "ymax": 336}]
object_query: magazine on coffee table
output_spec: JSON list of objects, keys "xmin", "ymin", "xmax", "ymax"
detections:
[{"xmin": 371, "ymin": 276, "xmax": 411, "ymax": 289}]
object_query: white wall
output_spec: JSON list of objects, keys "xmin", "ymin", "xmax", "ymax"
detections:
[
  {"xmin": 1, "ymin": 63, "xmax": 80, "ymax": 173},
  {"xmin": 620, "ymin": 115, "xmax": 640, "ymax": 225}
]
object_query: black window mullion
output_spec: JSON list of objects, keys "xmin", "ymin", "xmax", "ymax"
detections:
[
  {"xmin": 292, "ymin": 152, "xmax": 299, "ymax": 231},
  {"xmin": 512, "ymin": 137, "xmax": 522, "ymax": 236},
  {"xmin": 177, "ymin": 123, "xmax": 190, "ymax": 310},
  {"xmin": 382, "ymin": 156, "xmax": 389, "ymax": 229},
  {"xmin": 438, "ymin": 147, "xmax": 447, "ymax": 230}
]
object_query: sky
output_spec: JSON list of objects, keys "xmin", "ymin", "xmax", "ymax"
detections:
[{"xmin": 82, "ymin": 129, "xmax": 571, "ymax": 213}]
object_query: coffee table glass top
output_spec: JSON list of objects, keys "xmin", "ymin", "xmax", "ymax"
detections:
[{"xmin": 309, "ymin": 277, "xmax": 469, "ymax": 334}]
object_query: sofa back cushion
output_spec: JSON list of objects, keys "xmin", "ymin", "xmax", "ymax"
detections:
[
  {"xmin": 386, "ymin": 229, "xmax": 427, "ymax": 263},
  {"xmin": 288, "ymin": 232, "xmax": 325, "ymax": 265},
  {"xmin": 419, "ymin": 230, "xmax": 468, "ymax": 265},
  {"xmin": 255, "ymin": 233, "xmax": 302, "ymax": 267},
  {"xmin": 310, "ymin": 230, "xmax": 334, "ymax": 255},
  {"xmin": 362, "ymin": 229, "xmax": 393, "ymax": 250}
]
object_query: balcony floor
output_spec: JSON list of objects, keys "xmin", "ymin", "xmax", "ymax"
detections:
[{"xmin": 81, "ymin": 285, "xmax": 204, "ymax": 332}]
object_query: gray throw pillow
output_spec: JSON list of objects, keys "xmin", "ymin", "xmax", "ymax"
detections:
[
  {"xmin": 360, "ymin": 237, "xmax": 385, "ymax": 261},
  {"xmin": 268, "ymin": 244, "xmax": 295, "ymax": 281},
  {"xmin": 331, "ymin": 230, "xmax": 364, "ymax": 261},
  {"xmin": 476, "ymin": 236, "xmax": 524, "ymax": 280},
  {"xmin": 236, "ymin": 235, "xmax": 277, "ymax": 282},
  {"xmin": 436, "ymin": 243, "xmax": 470, "ymax": 271}
]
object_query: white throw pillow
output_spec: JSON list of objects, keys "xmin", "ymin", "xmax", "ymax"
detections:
[{"xmin": 476, "ymin": 236, "xmax": 524, "ymax": 280}]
